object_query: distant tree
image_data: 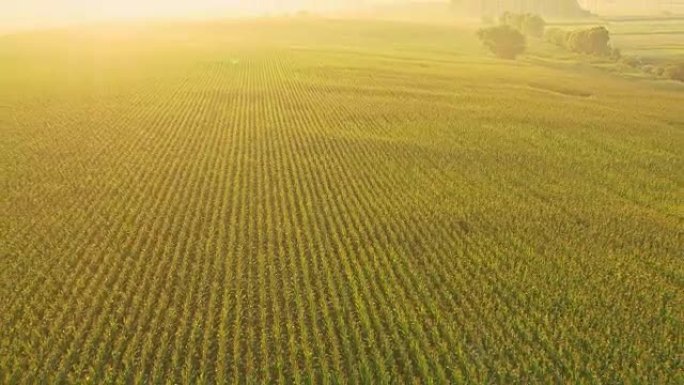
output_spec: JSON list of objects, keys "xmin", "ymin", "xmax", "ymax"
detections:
[
  {"xmin": 567, "ymin": 26, "xmax": 611, "ymax": 56},
  {"xmin": 500, "ymin": 12, "xmax": 546, "ymax": 38},
  {"xmin": 544, "ymin": 27, "xmax": 569, "ymax": 48},
  {"xmin": 477, "ymin": 25, "xmax": 526, "ymax": 59},
  {"xmin": 500, "ymin": 12, "xmax": 524, "ymax": 30},
  {"xmin": 521, "ymin": 14, "xmax": 546, "ymax": 38},
  {"xmin": 664, "ymin": 63, "xmax": 684, "ymax": 82}
]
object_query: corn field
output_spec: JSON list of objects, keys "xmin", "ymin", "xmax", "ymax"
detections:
[{"xmin": 0, "ymin": 20, "xmax": 682, "ymax": 384}]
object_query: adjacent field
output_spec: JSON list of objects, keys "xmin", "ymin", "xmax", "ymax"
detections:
[
  {"xmin": 608, "ymin": 17, "xmax": 684, "ymax": 60},
  {"xmin": 1, "ymin": 19, "xmax": 682, "ymax": 384},
  {"xmin": 547, "ymin": 17, "xmax": 684, "ymax": 64}
]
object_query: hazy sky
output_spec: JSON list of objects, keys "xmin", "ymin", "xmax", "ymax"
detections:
[
  {"xmin": 0, "ymin": 0, "xmax": 382, "ymax": 30},
  {"xmin": 2, "ymin": 0, "xmax": 384, "ymax": 21},
  {"xmin": 0, "ymin": 0, "xmax": 677, "ymax": 31},
  {"xmin": 579, "ymin": 0, "xmax": 682, "ymax": 14}
]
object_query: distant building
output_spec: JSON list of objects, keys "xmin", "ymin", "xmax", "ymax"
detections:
[{"xmin": 452, "ymin": 0, "xmax": 590, "ymax": 17}]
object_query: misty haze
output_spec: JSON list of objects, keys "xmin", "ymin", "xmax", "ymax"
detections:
[{"xmin": 1, "ymin": 1, "xmax": 682, "ymax": 384}]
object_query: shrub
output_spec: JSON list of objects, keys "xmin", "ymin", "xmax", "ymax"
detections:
[
  {"xmin": 663, "ymin": 63, "xmax": 684, "ymax": 82},
  {"xmin": 620, "ymin": 55, "xmax": 644, "ymax": 68},
  {"xmin": 522, "ymin": 14, "xmax": 546, "ymax": 38},
  {"xmin": 610, "ymin": 47, "xmax": 621, "ymax": 60},
  {"xmin": 545, "ymin": 26, "xmax": 613, "ymax": 57},
  {"xmin": 567, "ymin": 26, "xmax": 611, "ymax": 56},
  {"xmin": 654, "ymin": 66, "xmax": 665, "ymax": 77},
  {"xmin": 477, "ymin": 25, "xmax": 526, "ymax": 60},
  {"xmin": 545, "ymin": 28, "xmax": 569, "ymax": 48},
  {"xmin": 641, "ymin": 64, "xmax": 657, "ymax": 75}
]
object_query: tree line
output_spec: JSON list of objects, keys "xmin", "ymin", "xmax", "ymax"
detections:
[{"xmin": 475, "ymin": 13, "xmax": 683, "ymax": 82}]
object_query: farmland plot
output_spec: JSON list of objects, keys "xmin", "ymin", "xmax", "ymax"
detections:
[{"xmin": 0, "ymin": 19, "xmax": 682, "ymax": 384}]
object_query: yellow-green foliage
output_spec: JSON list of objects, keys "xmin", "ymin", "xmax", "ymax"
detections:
[
  {"xmin": 545, "ymin": 26, "xmax": 612, "ymax": 56},
  {"xmin": 500, "ymin": 12, "xmax": 546, "ymax": 38},
  {"xmin": 664, "ymin": 62, "xmax": 684, "ymax": 81},
  {"xmin": 477, "ymin": 24, "xmax": 526, "ymax": 59},
  {"xmin": 0, "ymin": 19, "xmax": 682, "ymax": 385}
]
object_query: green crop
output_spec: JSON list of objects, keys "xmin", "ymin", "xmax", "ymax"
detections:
[{"xmin": 1, "ymin": 19, "xmax": 682, "ymax": 384}]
